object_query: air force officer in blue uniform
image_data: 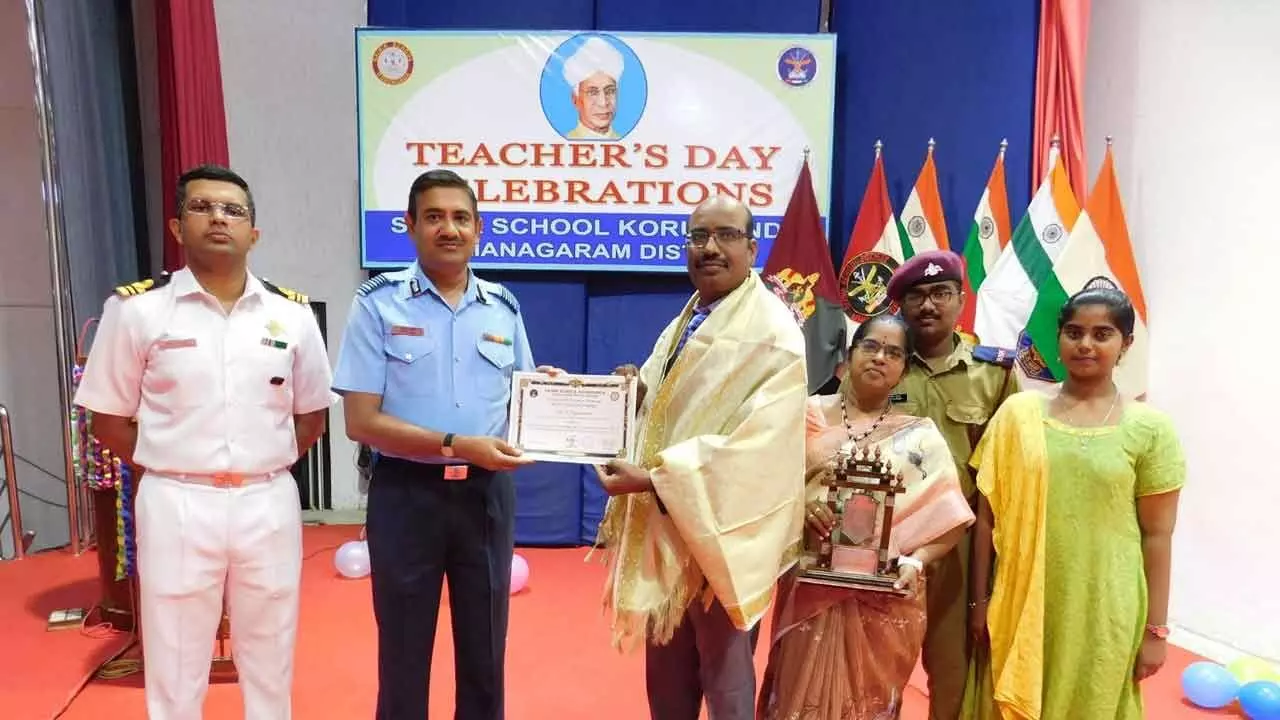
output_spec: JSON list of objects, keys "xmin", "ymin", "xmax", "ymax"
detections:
[{"xmin": 333, "ymin": 169, "xmax": 558, "ymax": 719}]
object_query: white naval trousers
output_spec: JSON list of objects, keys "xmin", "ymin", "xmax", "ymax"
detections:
[{"xmin": 135, "ymin": 471, "xmax": 302, "ymax": 720}]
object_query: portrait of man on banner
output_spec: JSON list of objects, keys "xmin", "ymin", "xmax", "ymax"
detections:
[{"xmin": 541, "ymin": 34, "xmax": 647, "ymax": 141}]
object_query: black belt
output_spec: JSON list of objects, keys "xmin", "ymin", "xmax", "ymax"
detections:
[{"xmin": 374, "ymin": 455, "xmax": 497, "ymax": 481}]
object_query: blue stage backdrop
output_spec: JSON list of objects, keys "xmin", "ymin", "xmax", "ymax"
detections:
[{"xmin": 365, "ymin": 0, "xmax": 1040, "ymax": 546}]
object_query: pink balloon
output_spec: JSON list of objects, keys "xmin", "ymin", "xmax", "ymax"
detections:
[{"xmin": 510, "ymin": 553, "xmax": 529, "ymax": 594}]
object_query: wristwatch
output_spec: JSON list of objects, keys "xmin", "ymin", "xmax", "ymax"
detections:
[
  {"xmin": 441, "ymin": 433, "xmax": 456, "ymax": 458},
  {"xmin": 1145, "ymin": 623, "xmax": 1170, "ymax": 640}
]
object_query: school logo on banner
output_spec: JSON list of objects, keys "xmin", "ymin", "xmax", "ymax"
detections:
[
  {"xmin": 371, "ymin": 41, "xmax": 413, "ymax": 85},
  {"xmin": 777, "ymin": 47, "xmax": 817, "ymax": 87}
]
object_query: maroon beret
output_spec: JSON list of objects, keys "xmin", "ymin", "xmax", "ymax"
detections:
[{"xmin": 886, "ymin": 250, "xmax": 965, "ymax": 302}]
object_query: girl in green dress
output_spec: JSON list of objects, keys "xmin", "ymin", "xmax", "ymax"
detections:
[{"xmin": 965, "ymin": 287, "xmax": 1186, "ymax": 719}]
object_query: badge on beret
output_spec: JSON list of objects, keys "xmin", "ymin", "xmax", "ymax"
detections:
[{"xmin": 839, "ymin": 251, "xmax": 900, "ymax": 323}]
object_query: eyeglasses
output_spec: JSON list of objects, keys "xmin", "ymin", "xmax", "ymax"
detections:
[
  {"xmin": 685, "ymin": 228, "xmax": 750, "ymax": 249},
  {"xmin": 901, "ymin": 287, "xmax": 957, "ymax": 308},
  {"xmin": 852, "ymin": 338, "xmax": 906, "ymax": 361},
  {"xmin": 184, "ymin": 199, "xmax": 251, "ymax": 221}
]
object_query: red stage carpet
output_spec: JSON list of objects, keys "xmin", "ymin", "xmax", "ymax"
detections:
[{"xmin": 0, "ymin": 525, "xmax": 1230, "ymax": 718}]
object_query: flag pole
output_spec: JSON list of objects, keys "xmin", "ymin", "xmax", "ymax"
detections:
[
  {"xmin": 927, "ymin": 137, "xmax": 936, "ymax": 156},
  {"xmin": 873, "ymin": 138, "xmax": 882, "ymax": 159},
  {"xmin": 999, "ymin": 137, "xmax": 1008, "ymax": 160}
]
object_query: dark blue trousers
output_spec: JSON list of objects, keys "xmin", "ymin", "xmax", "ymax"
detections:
[{"xmin": 366, "ymin": 457, "xmax": 514, "ymax": 720}]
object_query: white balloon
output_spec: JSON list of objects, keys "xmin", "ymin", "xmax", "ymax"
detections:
[{"xmin": 334, "ymin": 540, "xmax": 371, "ymax": 579}]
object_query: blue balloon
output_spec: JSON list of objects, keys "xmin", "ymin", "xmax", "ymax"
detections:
[
  {"xmin": 1181, "ymin": 662, "xmax": 1240, "ymax": 709},
  {"xmin": 1240, "ymin": 681, "xmax": 1280, "ymax": 720}
]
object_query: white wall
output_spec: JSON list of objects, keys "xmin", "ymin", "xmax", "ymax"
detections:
[
  {"xmin": 0, "ymin": 0, "xmax": 70, "ymax": 555},
  {"xmin": 1086, "ymin": 0, "xmax": 1280, "ymax": 663},
  {"xmin": 213, "ymin": 0, "xmax": 368, "ymax": 509}
]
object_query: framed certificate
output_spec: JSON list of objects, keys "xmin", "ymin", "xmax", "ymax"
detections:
[{"xmin": 505, "ymin": 372, "xmax": 638, "ymax": 465}]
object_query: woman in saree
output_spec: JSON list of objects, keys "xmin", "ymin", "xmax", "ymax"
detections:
[
  {"xmin": 757, "ymin": 314, "xmax": 976, "ymax": 720},
  {"xmin": 965, "ymin": 288, "xmax": 1185, "ymax": 719}
]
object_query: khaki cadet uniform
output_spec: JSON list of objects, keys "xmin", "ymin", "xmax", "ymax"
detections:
[{"xmin": 891, "ymin": 335, "xmax": 1018, "ymax": 720}]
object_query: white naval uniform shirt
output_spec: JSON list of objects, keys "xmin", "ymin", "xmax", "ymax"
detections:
[{"xmin": 74, "ymin": 267, "xmax": 335, "ymax": 475}]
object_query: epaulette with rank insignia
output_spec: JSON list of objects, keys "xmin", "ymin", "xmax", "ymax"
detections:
[
  {"xmin": 114, "ymin": 272, "xmax": 171, "ymax": 298},
  {"xmin": 487, "ymin": 283, "xmax": 521, "ymax": 315},
  {"xmin": 262, "ymin": 278, "xmax": 309, "ymax": 304},
  {"xmin": 356, "ymin": 274, "xmax": 394, "ymax": 297},
  {"xmin": 973, "ymin": 345, "xmax": 1016, "ymax": 368}
]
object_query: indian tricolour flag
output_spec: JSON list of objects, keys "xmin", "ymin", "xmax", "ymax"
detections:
[
  {"xmin": 896, "ymin": 140, "xmax": 948, "ymax": 260},
  {"xmin": 1034, "ymin": 144, "xmax": 1150, "ymax": 398},
  {"xmin": 962, "ymin": 143, "xmax": 1012, "ymax": 294},
  {"xmin": 959, "ymin": 143, "xmax": 1012, "ymax": 336},
  {"xmin": 973, "ymin": 147, "xmax": 1081, "ymax": 380}
]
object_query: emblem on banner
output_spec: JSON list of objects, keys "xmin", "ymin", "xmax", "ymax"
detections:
[
  {"xmin": 1042, "ymin": 223, "xmax": 1065, "ymax": 245},
  {"xmin": 840, "ymin": 251, "xmax": 900, "ymax": 323},
  {"xmin": 777, "ymin": 47, "xmax": 817, "ymax": 87},
  {"xmin": 372, "ymin": 41, "xmax": 414, "ymax": 86}
]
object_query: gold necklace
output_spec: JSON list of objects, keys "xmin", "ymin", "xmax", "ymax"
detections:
[{"xmin": 1056, "ymin": 390, "xmax": 1120, "ymax": 450}]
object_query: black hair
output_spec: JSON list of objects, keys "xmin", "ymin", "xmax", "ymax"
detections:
[
  {"xmin": 176, "ymin": 164, "xmax": 255, "ymax": 223},
  {"xmin": 407, "ymin": 169, "xmax": 478, "ymax": 218},
  {"xmin": 1057, "ymin": 286, "xmax": 1136, "ymax": 336},
  {"xmin": 850, "ymin": 312, "xmax": 916, "ymax": 357}
]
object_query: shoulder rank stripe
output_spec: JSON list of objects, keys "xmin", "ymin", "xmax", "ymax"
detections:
[
  {"xmin": 973, "ymin": 345, "xmax": 1016, "ymax": 368},
  {"xmin": 261, "ymin": 278, "xmax": 309, "ymax": 304},
  {"xmin": 356, "ymin": 274, "xmax": 394, "ymax": 297},
  {"xmin": 113, "ymin": 272, "xmax": 171, "ymax": 298},
  {"xmin": 489, "ymin": 284, "xmax": 521, "ymax": 315}
]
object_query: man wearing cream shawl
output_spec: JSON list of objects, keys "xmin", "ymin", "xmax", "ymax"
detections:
[{"xmin": 595, "ymin": 196, "xmax": 808, "ymax": 720}]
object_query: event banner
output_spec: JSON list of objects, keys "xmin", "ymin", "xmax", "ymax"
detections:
[{"xmin": 356, "ymin": 30, "xmax": 837, "ymax": 272}]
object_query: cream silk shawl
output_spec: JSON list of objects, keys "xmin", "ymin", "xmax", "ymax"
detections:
[{"xmin": 596, "ymin": 272, "xmax": 808, "ymax": 649}]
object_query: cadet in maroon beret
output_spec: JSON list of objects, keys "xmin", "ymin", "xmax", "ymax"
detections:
[
  {"xmin": 884, "ymin": 248, "xmax": 1020, "ymax": 720},
  {"xmin": 886, "ymin": 250, "xmax": 965, "ymax": 305}
]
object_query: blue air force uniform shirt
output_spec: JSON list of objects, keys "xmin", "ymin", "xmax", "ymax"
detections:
[{"xmin": 331, "ymin": 263, "xmax": 535, "ymax": 463}]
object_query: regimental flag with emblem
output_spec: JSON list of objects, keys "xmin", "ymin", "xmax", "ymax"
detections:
[
  {"xmin": 897, "ymin": 139, "xmax": 949, "ymax": 261},
  {"xmin": 961, "ymin": 141, "xmax": 1012, "ymax": 337},
  {"xmin": 762, "ymin": 156, "xmax": 846, "ymax": 394},
  {"xmin": 1038, "ymin": 141, "xmax": 1150, "ymax": 399},
  {"xmin": 839, "ymin": 142, "xmax": 906, "ymax": 326},
  {"xmin": 974, "ymin": 142, "xmax": 1081, "ymax": 383}
]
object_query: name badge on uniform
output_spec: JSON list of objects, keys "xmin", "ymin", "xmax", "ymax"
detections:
[
  {"xmin": 889, "ymin": 392, "xmax": 908, "ymax": 404},
  {"xmin": 443, "ymin": 465, "xmax": 469, "ymax": 481},
  {"xmin": 391, "ymin": 325, "xmax": 425, "ymax": 337},
  {"xmin": 260, "ymin": 337, "xmax": 288, "ymax": 350},
  {"xmin": 157, "ymin": 337, "xmax": 197, "ymax": 350}
]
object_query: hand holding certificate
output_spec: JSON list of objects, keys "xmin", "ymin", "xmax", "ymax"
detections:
[{"xmin": 505, "ymin": 372, "xmax": 638, "ymax": 464}]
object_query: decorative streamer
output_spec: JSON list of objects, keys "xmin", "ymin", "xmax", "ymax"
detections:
[{"xmin": 116, "ymin": 461, "xmax": 136, "ymax": 579}]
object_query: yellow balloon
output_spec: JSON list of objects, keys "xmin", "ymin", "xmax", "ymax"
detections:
[{"xmin": 1228, "ymin": 657, "xmax": 1280, "ymax": 685}]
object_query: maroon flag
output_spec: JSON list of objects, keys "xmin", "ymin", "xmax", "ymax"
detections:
[{"xmin": 763, "ymin": 159, "xmax": 847, "ymax": 393}]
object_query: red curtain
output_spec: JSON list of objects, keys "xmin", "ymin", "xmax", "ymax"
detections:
[
  {"xmin": 1032, "ymin": 0, "xmax": 1091, "ymax": 200},
  {"xmin": 156, "ymin": 0, "xmax": 231, "ymax": 272}
]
